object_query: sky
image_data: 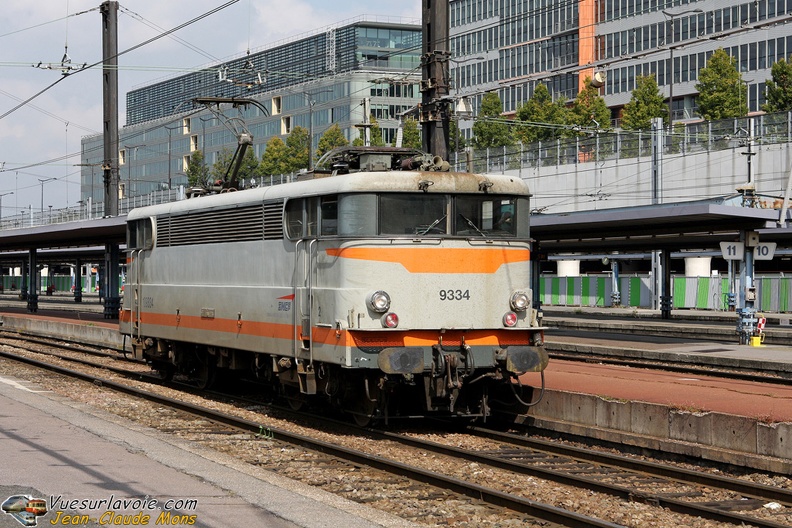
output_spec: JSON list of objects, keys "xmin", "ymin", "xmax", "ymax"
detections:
[{"xmin": 0, "ymin": 0, "xmax": 420, "ymax": 217}]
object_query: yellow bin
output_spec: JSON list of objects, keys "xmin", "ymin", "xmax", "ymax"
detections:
[{"xmin": 750, "ymin": 334, "xmax": 765, "ymax": 347}]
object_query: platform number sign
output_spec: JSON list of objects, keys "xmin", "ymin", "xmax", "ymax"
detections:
[
  {"xmin": 754, "ymin": 242, "xmax": 777, "ymax": 261},
  {"xmin": 720, "ymin": 241, "xmax": 744, "ymax": 260}
]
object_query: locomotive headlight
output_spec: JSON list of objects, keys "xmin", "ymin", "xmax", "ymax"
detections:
[
  {"xmin": 503, "ymin": 311, "xmax": 518, "ymax": 327},
  {"xmin": 510, "ymin": 290, "xmax": 530, "ymax": 312},
  {"xmin": 367, "ymin": 290, "xmax": 391, "ymax": 313}
]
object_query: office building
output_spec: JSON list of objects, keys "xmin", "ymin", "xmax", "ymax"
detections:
[
  {"xmin": 450, "ymin": 0, "xmax": 792, "ymax": 124},
  {"xmin": 80, "ymin": 16, "xmax": 421, "ymax": 203}
]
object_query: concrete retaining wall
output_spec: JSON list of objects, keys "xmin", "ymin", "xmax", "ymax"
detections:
[
  {"xmin": 524, "ymin": 389, "xmax": 792, "ymax": 474},
  {"xmin": 0, "ymin": 315, "xmax": 125, "ymax": 350}
]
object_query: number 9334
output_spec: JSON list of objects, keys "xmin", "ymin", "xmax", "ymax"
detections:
[{"xmin": 439, "ymin": 289, "xmax": 470, "ymax": 301}]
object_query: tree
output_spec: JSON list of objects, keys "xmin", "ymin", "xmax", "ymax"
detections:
[
  {"xmin": 256, "ymin": 137, "xmax": 291, "ymax": 181},
  {"xmin": 401, "ymin": 117, "xmax": 421, "ymax": 150},
  {"xmin": 514, "ymin": 84, "xmax": 567, "ymax": 144},
  {"xmin": 285, "ymin": 126, "xmax": 310, "ymax": 171},
  {"xmin": 763, "ymin": 56, "xmax": 792, "ymax": 113},
  {"xmin": 449, "ymin": 118, "xmax": 466, "ymax": 153},
  {"xmin": 472, "ymin": 91, "xmax": 513, "ymax": 149},
  {"xmin": 184, "ymin": 149, "xmax": 211, "ymax": 188},
  {"xmin": 620, "ymin": 74, "xmax": 668, "ymax": 130},
  {"xmin": 316, "ymin": 123, "xmax": 349, "ymax": 159},
  {"xmin": 352, "ymin": 115, "xmax": 387, "ymax": 147},
  {"xmin": 567, "ymin": 77, "xmax": 611, "ymax": 134},
  {"xmin": 210, "ymin": 147, "xmax": 259, "ymax": 185},
  {"xmin": 695, "ymin": 48, "xmax": 747, "ymax": 120}
]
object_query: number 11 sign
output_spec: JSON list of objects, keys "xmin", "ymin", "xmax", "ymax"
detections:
[{"xmin": 720, "ymin": 241, "xmax": 744, "ymax": 260}]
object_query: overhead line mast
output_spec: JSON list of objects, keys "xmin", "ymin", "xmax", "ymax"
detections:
[
  {"xmin": 421, "ymin": 0, "xmax": 451, "ymax": 161},
  {"xmin": 101, "ymin": 0, "xmax": 121, "ymax": 319}
]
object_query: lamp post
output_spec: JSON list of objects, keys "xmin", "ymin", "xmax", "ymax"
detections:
[
  {"xmin": 0, "ymin": 191, "xmax": 12, "ymax": 225},
  {"xmin": 123, "ymin": 144, "xmax": 145, "ymax": 199},
  {"xmin": 448, "ymin": 56, "xmax": 483, "ymax": 170},
  {"xmin": 200, "ymin": 116, "xmax": 213, "ymax": 152},
  {"xmin": 165, "ymin": 124, "xmax": 180, "ymax": 190},
  {"xmin": 663, "ymin": 8, "xmax": 703, "ymax": 125},
  {"xmin": 303, "ymin": 90, "xmax": 332, "ymax": 171},
  {"xmin": 38, "ymin": 178, "xmax": 56, "ymax": 219}
]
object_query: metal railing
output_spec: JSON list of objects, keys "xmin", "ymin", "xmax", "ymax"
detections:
[
  {"xmin": 0, "ymin": 174, "xmax": 298, "ymax": 231},
  {"xmin": 453, "ymin": 110, "xmax": 792, "ymax": 173}
]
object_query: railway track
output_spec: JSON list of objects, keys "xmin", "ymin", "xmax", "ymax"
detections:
[
  {"xmin": 0, "ymin": 333, "xmax": 790, "ymax": 527},
  {"xmin": 545, "ymin": 348, "xmax": 792, "ymax": 384}
]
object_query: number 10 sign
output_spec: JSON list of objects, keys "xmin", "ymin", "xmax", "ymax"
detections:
[{"xmin": 720, "ymin": 241, "xmax": 776, "ymax": 261}]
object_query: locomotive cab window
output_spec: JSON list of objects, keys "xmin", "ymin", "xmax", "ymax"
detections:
[
  {"xmin": 285, "ymin": 197, "xmax": 323, "ymax": 239},
  {"xmin": 127, "ymin": 217, "xmax": 154, "ymax": 250},
  {"xmin": 454, "ymin": 196, "xmax": 527, "ymax": 238},
  {"xmin": 375, "ymin": 194, "xmax": 528, "ymax": 238},
  {"xmin": 379, "ymin": 194, "xmax": 447, "ymax": 235},
  {"xmin": 320, "ymin": 196, "xmax": 338, "ymax": 236},
  {"xmin": 285, "ymin": 199, "xmax": 303, "ymax": 239}
]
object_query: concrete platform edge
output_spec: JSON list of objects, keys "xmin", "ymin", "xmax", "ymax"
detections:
[
  {"xmin": 523, "ymin": 388, "xmax": 792, "ymax": 474},
  {"xmin": 0, "ymin": 314, "xmax": 125, "ymax": 349}
]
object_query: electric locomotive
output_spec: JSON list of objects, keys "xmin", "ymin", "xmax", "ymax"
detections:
[{"xmin": 120, "ymin": 147, "xmax": 547, "ymax": 423}]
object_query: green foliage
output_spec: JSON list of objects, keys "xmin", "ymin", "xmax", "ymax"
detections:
[
  {"xmin": 256, "ymin": 136, "xmax": 291, "ymax": 179},
  {"xmin": 210, "ymin": 148, "xmax": 233, "ymax": 182},
  {"xmin": 210, "ymin": 146, "xmax": 259, "ymax": 185},
  {"xmin": 352, "ymin": 115, "xmax": 387, "ymax": 147},
  {"xmin": 401, "ymin": 117, "xmax": 422, "ymax": 150},
  {"xmin": 568, "ymin": 77, "xmax": 611, "ymax": 135},
  {"xmin": 763, "ymin": 56, "xmax": 792, "ymax": 113},
  {"xmin": 695, "ymin": 48, "xmax": 747, "ymax": 120},
  {"xmin": 370, "ymin": 115, "xmax": 386, "ymax": 147},
  {"xmin": 620, "ymin": 75, "xmax": 668, "ymax": 130},
  {"xmin": 472, "ymin": 91, "xmax": 514, "ymax": 149},
  {"xmin": 286, "ymin": 126, "xmax": 310, "ymax": 171},
  {"xmin": 514, "ymin": 84, "xmax": 567, "ymax": 144},
  {"xmin": 184, "ymin": 149, "xmax": 211, "ymax": 188},
  {"xmin": 316, "ymin": 123, "xmax": 349, "ymax": 159},
  {"xmin": 449, "ymin": 118, "xmax": 466, "ymax": 152}
]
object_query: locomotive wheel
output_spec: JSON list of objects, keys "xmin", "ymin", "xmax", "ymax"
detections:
[
  {"xmin": 193, "ymin": 360, "xmax": 216, "ymax": 389},
  {"xmin": 152, "ymin": 362, "xmax": 175, "ymax": 382},
  {"xmin": 348, "ymin": 375, "xmax": 381, "ymax": 426},
  {"xmin": 350, "ymin": 398, "xmax": 377, "ymax": 427},
  {"xmin": 284, "ymin": 385, "xmax": 306, "ymax": 411}
]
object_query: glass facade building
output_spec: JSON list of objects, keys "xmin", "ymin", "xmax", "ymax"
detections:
[
  {"xmin": 449, "ymin": 0, "xmax": 792, "ymax": 125},
  {"xmin": 80, "ymin": 18, "xmax": 421, "ymax": 203}
]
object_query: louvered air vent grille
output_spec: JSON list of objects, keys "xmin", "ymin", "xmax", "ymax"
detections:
[{"xmin": 156, "ymin": 201, "xmax": 283, "ymax": 247}]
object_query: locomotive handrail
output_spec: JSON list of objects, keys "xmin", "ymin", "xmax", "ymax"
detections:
[
  {"xmin": 307, "ymin": 238, "xmax": 318, "ymax": 367},
  {"xmin": 293, "ymin": 239, "xmax": 304, "ymax": 359},
  {"xmin": 131, "ymin": 249, "xmax": 142, "ymax": 340}
]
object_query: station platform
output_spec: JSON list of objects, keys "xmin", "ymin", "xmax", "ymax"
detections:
[
  {"xmin": 0, "ymin": 374, "xmax": 417, "ymax": 528},
  {"xmin": 521, "ymin": 305, "xmax": 792, "ymax": 473}
]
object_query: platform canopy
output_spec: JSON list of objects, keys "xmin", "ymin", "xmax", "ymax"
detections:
[{"xmin": 531, "ymin": 196, "xmax": 790, "ymax": 253}]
